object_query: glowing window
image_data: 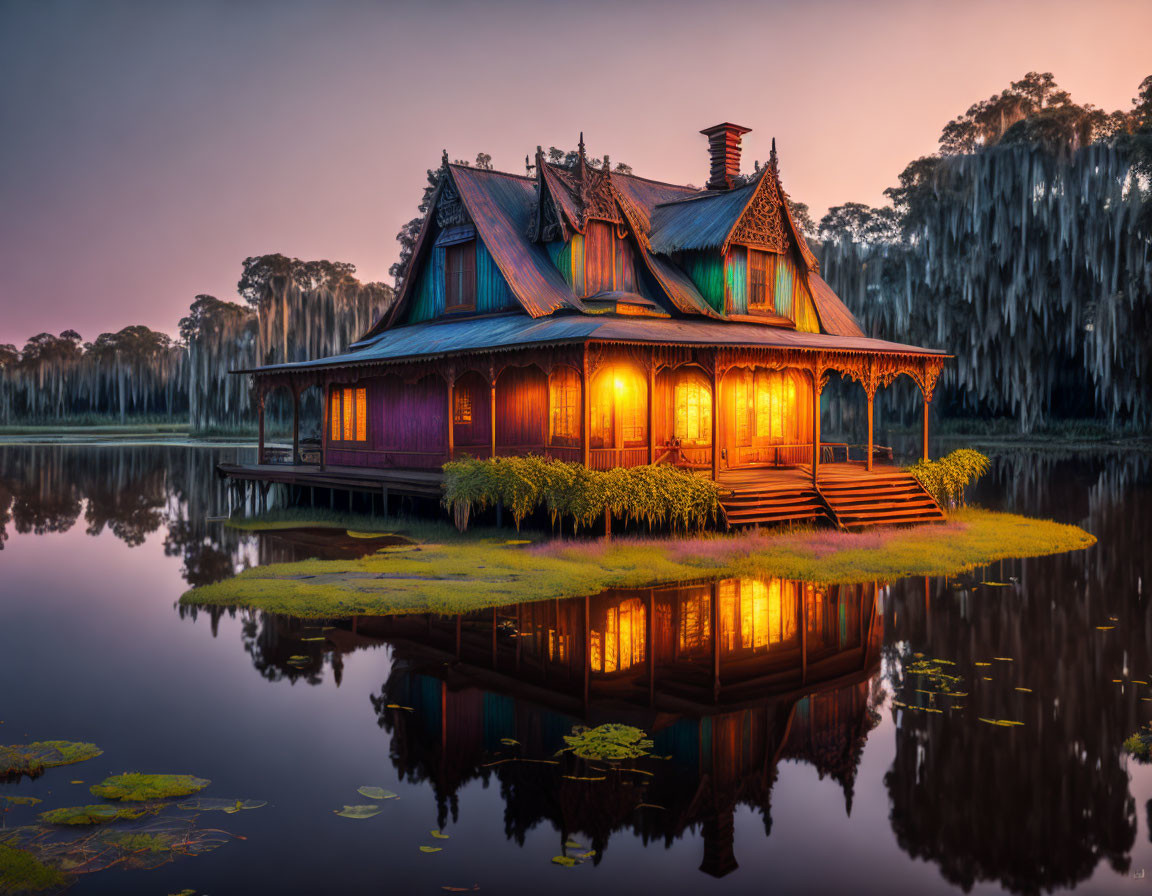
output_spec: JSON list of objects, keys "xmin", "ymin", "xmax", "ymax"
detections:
[
  {"xmin": 590, "ymin": 366, "xmax": 646, "ymax": 448},
  {"xmin": 330, "ymin": 387, "xmax": 368, "ymax": 443},
  {"xmin": 754, "ymin": 371, "xmax": 796, "ymax": 442},
  {"xmin": 674, "ymin": 374, "xmax": 712, "ymax": 443},
  {"xmin": 453, "ymin": 390, "xmax": 472, "ymax": 425},
  {"xmin": 549, "ymin": 367, "xmax": 581, "ymax": 443}
]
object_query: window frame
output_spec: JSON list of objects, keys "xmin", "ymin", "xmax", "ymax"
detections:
[
  {"xmin": 444, "ymin": 240, "xmax": 477, "ymax": 313},
  {"xmin": 329, "ymin": 386, "xmax": 368, "ymax": 443}
]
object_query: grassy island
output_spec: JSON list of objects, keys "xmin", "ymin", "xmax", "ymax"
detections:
[{"xmin": 181, "ymin": 508, "xmax": 1096, "ymax": 618}]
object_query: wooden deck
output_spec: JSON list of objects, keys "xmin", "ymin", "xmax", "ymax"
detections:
[
  {"xmin": 217, "ymin": 462, "xmax": 444, "ymax": 499},
  {"xmin": 218, "ymin": 460, "xmax": 944, "ymax": 529}
]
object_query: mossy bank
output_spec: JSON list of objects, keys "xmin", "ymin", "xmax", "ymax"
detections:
[{"xmin": 181, "ymin": 508, "xmax": 1096, "ymax": 618}]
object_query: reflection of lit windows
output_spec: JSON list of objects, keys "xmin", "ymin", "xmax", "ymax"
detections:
[
  {"xmin": 677, "ymin": 590, "xmax": 712, "ymax": 656},
  {"xmin": 591, "ymin": 599, "xmax": 646, "ymax": 673},
  {"xmin": 453, "ymin": 390, "xmax": 472, "ymax": 424},
  {"xmin": 330, "ymin": 387, "xmax": 368, "ymax": 442}
]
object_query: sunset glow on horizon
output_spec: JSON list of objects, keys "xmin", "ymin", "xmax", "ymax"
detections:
[{"xmin": 1, "ymin": 0, "xmax": 1149, "ymax": 344}]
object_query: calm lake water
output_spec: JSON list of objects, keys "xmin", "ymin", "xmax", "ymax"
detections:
[{"xmin": 1, "ymin": 442, "xmax": 1150, "ymax": 895}]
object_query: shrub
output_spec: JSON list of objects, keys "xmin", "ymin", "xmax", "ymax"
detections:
[
  {"xmin": 908, "ymin": 448, "xmax": 991, "ymax": 509},
  {"xmin": 441, "ymin": 455, "xmax": 723, "ymax": 534}
]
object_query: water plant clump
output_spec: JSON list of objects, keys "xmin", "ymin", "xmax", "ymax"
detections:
[
  {"xmin": 175, "ymin": 798, "xmax": 266, "ymax": 814},
  {"xmin": 907, "ymin": 449, "xmax": 991, "ymax": 509},
  {"xmin": 1123, "ymin": 725, "xmax": 1152, "ymax": 761},
  {"xmin": 0, "ymin": 842, "xmax": 68, "ymax": 894},
  {"xmin": 39, "ymin": 804, "xmax": 152, "ymax": 825},
  {"xmin": 0, "ymin": 741, "xmax": 103, "ymax": 780},
  {"xmin": 558, "ymin": 725, "xmax": 654, "ymax": 761},
  {"xmin": 89, "ymin": 773, "xmax": 210, "ymax": 802}
]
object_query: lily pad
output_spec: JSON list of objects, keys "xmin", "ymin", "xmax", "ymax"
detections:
[
  {"xmin": 430, "ymin": 829, "xmax": 450, "ymax": 839},
  {"xmin": 356, "ymin": 786, "xmax": 397, "ymax": 800},
  {"xmin": 0, "ymin": 796, "xmax": 41, "ymax": 808},
  {"xmin": 176, "ymin": 798, "xmax": 267, "ymax": 814},
  {"xmin": 419, "ymin": 846, "xmax": 442, "ymax": 853},
  {"xmin": 334, "ymin": 805, "xmax": 381, "ymax": 819},
  {"xmin": 0, "ymin": 741, "xmax": 103, "ymax": 780},
  {"xmin": 551, "ymin": 855, "xmax": 579, "ymax": 867},
  {"xmin": 558, "ymin": 724, "xmax": 653, "ymax": 761},
  {"xmin": 39, "ymin": 803, "xmax": 152, "ymax": 825},
  {"xmin": 90, "ymin": 773, "xmax": 210, "ymax": 802}
]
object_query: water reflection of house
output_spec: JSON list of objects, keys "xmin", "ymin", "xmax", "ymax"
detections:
[{"xmin": 352, "ymin": 578, "xmax": 882, "ymax": 876}]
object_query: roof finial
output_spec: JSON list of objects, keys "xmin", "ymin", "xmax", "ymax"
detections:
[
  {"xmin": 525, "ymin": 154, "xmax": 532, "ymax": 176},
  {"xmin": 441, "ymin": 148, "xmax": 449, "ymax": 169},
  {"xmin": 602, "ymin": 153, "xmax": 610, "ymax": 174},
  {"xmin": 769, "ymin": 138, "xmax": 778, "ymax": 172},
  {"xmin": 578, "ymin": 131, "xmax": 585, "ymax": 160}
]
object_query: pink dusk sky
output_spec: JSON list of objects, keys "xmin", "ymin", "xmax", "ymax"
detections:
[{"xmin": 1, "ymin": 0, "xmax": 1149, "ymax": 346}]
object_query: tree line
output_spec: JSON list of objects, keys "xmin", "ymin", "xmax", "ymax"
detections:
[{"xmin": 0, "ymin": 255, "xmax": 393, "ymax": 429}]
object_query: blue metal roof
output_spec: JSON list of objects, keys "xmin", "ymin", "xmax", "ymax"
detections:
[
  {"xmin": 648, "ymin": 185, "xmax": 757, "ymax": 255},
  {"xmin": 241, "ymin": 313, "xmax": 946, "ymax": 374}
]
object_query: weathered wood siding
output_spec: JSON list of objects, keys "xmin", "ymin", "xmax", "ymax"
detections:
[
  {"xmin": 495, "ymin": 365, "xmax": 546, "ymax": 449},
  {"xmin": 679, "ymin": 250, "xmax": 725, "ymax": 313},
  {"xmin": 326, "ymin": 374, "xmax": 447, "ymax": 469},
  {"xmin": 405, "ymin": 240, "xmax": 517, "ymax": 324},
  {"xmin": 452, "ymin": 371, "xmax": 491, "ymax": 448},
  {"xmin": 726, "ymin": 246, "xmax": 748, "ymax": 314}
]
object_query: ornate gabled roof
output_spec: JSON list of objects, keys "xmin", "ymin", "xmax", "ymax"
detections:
[
  {"xmin": 355, "ymin": 133, "xmax": 902, "ymax": 348},
  {"xmin": 528, "ymin": 136, "xmax": 622, "ymax": 242}
]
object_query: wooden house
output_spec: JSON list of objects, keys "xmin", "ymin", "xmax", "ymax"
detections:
[{"xmin": 237, "ymin": 124, "xmax": 948, "ymax": 527}]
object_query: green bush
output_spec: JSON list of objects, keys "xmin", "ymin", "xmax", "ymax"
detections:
[
  {"xmin": 907, "ymin": 448, "xmax": 991, "ymax": 509},
  {"xmin": 441, "ymin": 455, "xmax": 723, "ymax": 534}
]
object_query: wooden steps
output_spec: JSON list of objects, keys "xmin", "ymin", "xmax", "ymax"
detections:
[
  {"xmin": 720, "ymin": 484, "xmax": 829, "ymax": 528},
  {"xmin": 817, "ymin": 473, "xmax": 945, "ymax": 529},
  {"xmin": 719, "ymin": 464, "xmax": 945, "ymax": 530}
]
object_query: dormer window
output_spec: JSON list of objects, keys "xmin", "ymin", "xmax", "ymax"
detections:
[
  {"xmin": 747, "ymin": 249, "xmax": 772, "ymax": 313},
  {"xmin": 445, "ymin": 240, "xmax": 476, "ymax": 312}
]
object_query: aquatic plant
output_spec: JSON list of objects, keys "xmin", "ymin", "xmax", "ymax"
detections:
[
  {"xmin": 334, "ymin": 805, "xmax": 381, "ymax": 819},
  {"xmin": 0, "ymin": 741, "xmax": 103, "ymax": 780},
  {"xmin": 558, "ymin": 724, "xmax": 653, "ymax": 761},
  {"xmin": 0, "ymin": 842, "xmax": 68, "ymax": 894},
  {"xmin": 89, "ymin": 774, "xmax": 210, "ymax": 802},
  {"xmin": 907, "ymin": 449, "xmax": 990, "ymax": 509},
  {"xmin": 356, "ymin": 787, "xmax": 397, "ymax": 800},
  {"xmin": 175, "ymin": 798, "xmax": 266, "ymax": 813},
  {"xmin": 442, "ymin": 455, "xmax": 722, "ymax": 533},
  {"xmin": 39, "ymin": 804, "xmax": 151, "ymax": 825},
  {"xmin": 1123, "ymin": 726, "xmax": 1152, "ymax": 761}
]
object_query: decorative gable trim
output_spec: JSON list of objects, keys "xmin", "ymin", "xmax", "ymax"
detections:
[{"xmin": 723, "ymin": 167, "xmax": 790, "ymax": 256}]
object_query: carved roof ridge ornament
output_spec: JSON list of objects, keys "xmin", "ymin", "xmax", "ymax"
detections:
[
  {"xmin": 771, "ymin": 139, "xmax": 821, "ymax": 275},
  {"xmin": 436, "ymin": 164, "xmax": 472, "ymax": 229}
]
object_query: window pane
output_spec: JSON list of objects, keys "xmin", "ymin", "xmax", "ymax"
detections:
[
  {"xmin": 343, "ymin": 388, "xmax": 354, "ymax": 441},
  {"xmin": 454, "ymin": 389, "xmax": 472, "ymax": 424},
  {"xmin": 331, "ymin": 391, "xmax": 341, "ymax": 441},
  {"xmin": 355, "ymin": 388, "xmax": 367, "ymax": 441}
]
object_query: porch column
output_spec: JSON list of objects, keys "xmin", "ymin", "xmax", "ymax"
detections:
[
  {"xmin": 711, "ymin": 355, "xmax": 720, "ymax": 481},
  {"xmin": 811, "ymin": 356, "xmax": 823, "ymax": 486},
  {"xmin": 866, "ymin": 393, "xmax": 875, "ymax": 471},
  {"xmin": 489, "ymin": 372, "xmax": 497, "ymax": 460},
  {"xmin": 291, "ymin": 386, "xmax": 300, "ymax": 465},
  {"xmin": 257, "ymin": 387, "xmax": 266, "ymax": 465},
  {"xmin": 647, "ymin": 357, "xmax": 656, "ymax": 465},
  {"xmin": 865, "ymin": 358, "xmax": 877, "ymax": 473},
  {"xmin": 922, "ymin": 394, "xmax": 930, "ymax": 462},
  {"xmin": 446, "ymin": 372, "xmax": 455, "ymax": 461},
  {"xmin": 916, "ymin": 358, "xmax": 941, "ymax": 463},
  {"xmin": 581, "ymin": 346, "xmax": 591, "ymax": 468},
  {"xmin": 320, "ymin": 381, "xmax": 329, "ymax": 471}
]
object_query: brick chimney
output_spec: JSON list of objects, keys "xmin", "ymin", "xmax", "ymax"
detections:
[{"xmin": 700, "ymin": 122, "xmax": 752, "ymax": 191}]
